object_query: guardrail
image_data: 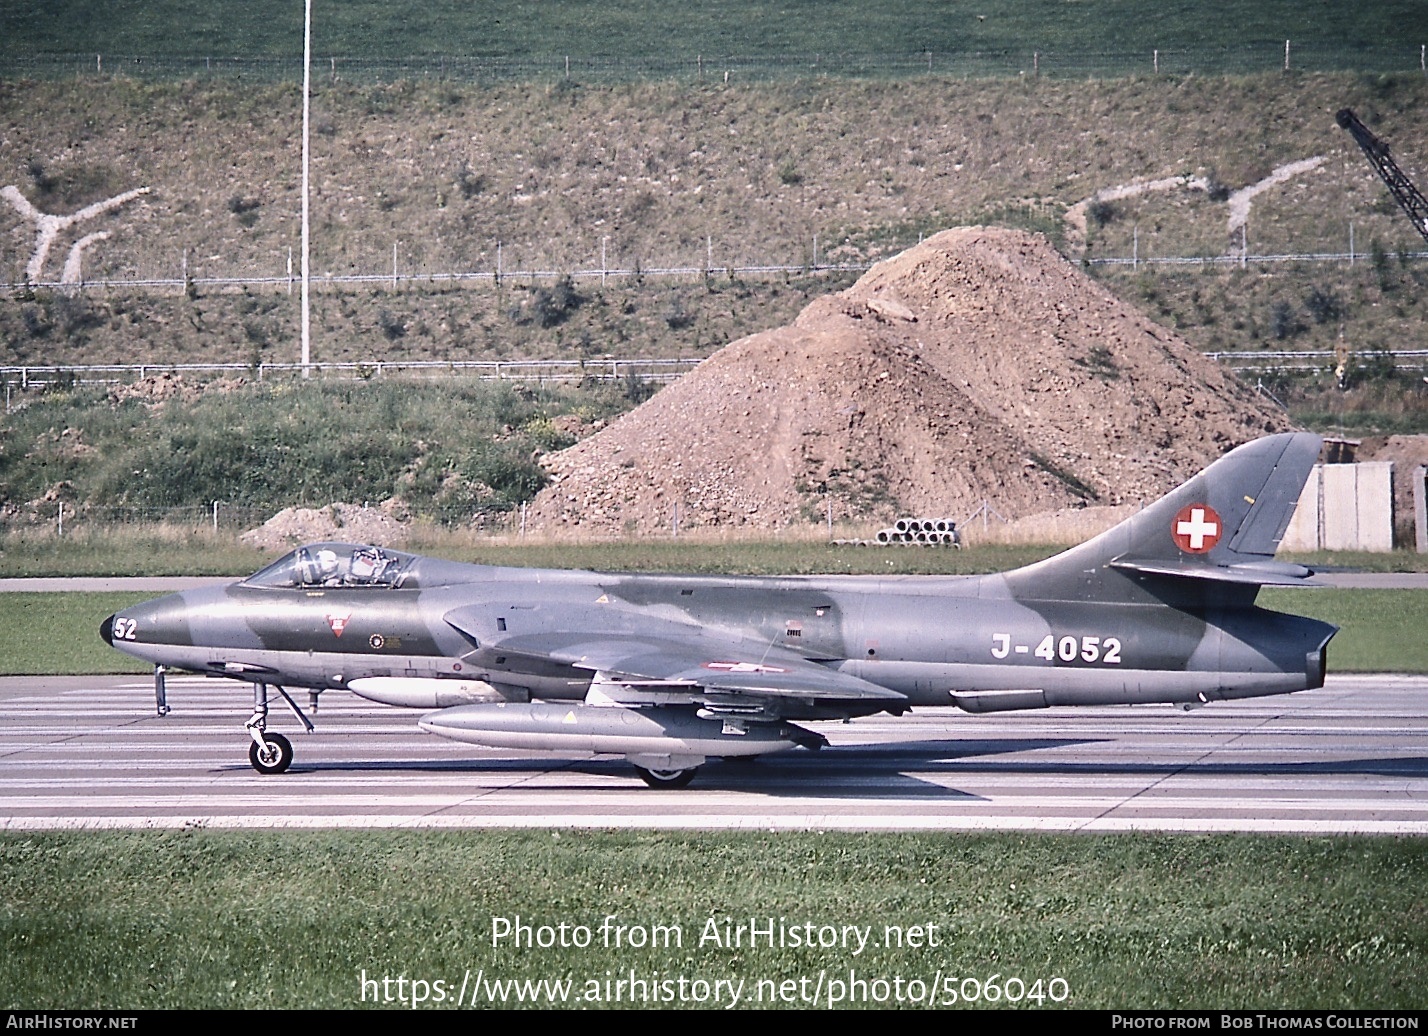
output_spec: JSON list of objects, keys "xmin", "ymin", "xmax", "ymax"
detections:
[
  {"xmin": 1206, "ymin": 349, "xmax": 1428, "ymax": 371},
  {"xmin": 5, "ymin": 43, "xmax": 1427, "ymax": 83},
  {"xmin": 1, "ymin": 260, "xmax": 869, "ymax": 295},
  {"xmin": 1089, "ymin": 250, "xmax": 1428, "ymax": 268},
  {"xmin": 0, "ymin": 357, "xmax": 704, "ymax": 389},
  {"xmin": 7, "ymin": 350, "xmax": 1428, "ymax": 391},
  {"xmin": 11, "ymin": 246, "xmax": 1428, "ymax": 297}
]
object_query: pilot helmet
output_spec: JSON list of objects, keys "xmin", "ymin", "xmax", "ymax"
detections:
[{"xmin": 316, "ymin": 549, "xmax": 340, "ymax": 578}]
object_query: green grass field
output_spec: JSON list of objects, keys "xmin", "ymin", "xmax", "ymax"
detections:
[
  {"xmin": 1, "ymin": 830, "xmax": 1423, "ymax": 1009},
  {"xmin": 5, "ymin": 1, "xmax": 1426, "ymax": 65},
  {"xmin": 0, "ymin": 592, "xmax": 151, "ymax": 675},
  {"xmin": 1261, "ymin": 588, "xmax": 1428, "ymax": 672}
]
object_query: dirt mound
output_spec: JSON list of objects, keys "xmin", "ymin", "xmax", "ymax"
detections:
[
  {"xmin": 106, "ymin": 372, "xmax": 249, "ymax": 410},
  {"xmin": 241, "ymin": 502, "xmax": 409, "ymax": 552},
  {"xmin": 527, "ymin": 227, "xmax": 1288, "ymax": 535}
]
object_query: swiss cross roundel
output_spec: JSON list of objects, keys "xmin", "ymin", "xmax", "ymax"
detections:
[{"xmin": 1172, "ymin": 503, "xmax": 1222, "ymax": 554}]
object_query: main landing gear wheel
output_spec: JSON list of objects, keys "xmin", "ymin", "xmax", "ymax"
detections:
[
  {"xmin": 634, "ymin": 764, "xmax": 698, "ymax": 789},
  {"xmin": 249, "ymin": 731, "xmax": 293, "ymax": 775}
]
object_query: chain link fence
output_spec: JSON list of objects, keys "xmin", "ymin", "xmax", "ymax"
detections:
[
  {"xmin": 1, "ymin": 501, "xmax": 272, "ymax": 536},
  {"xmin": 1, "ymin": 499, "xmax": 543, "ymax": 536}
]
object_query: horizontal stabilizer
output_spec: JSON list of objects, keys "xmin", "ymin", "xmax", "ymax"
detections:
[{"xmin": 1109, "ymin": 558, "xmax": 1323, "ymax": 587}]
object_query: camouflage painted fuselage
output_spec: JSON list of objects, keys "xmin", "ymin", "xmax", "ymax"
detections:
[{"xmin": 104, "ymin": 547, "xmax": 1334, "ymax": 720}]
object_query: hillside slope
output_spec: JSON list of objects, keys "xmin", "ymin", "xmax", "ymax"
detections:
[{"xmin": 4, "ymin": 74, "xmax": 1428, "ymax": 368}]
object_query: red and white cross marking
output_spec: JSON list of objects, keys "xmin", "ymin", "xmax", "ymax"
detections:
[{"xmin": 1172, "ymin": 503, "xmax": 1222, "ymax": 554}]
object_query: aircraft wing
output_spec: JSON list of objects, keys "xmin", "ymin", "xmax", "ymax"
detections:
[{"xmin": 448, "ymin": 617, "xmax": 902, "ymax": 704}]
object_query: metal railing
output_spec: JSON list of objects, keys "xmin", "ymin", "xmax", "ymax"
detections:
[
  {"xmin": 0, "ymin": 357, "xmax": 703, "ymax": 390},
  {"xmin": 5, "ymin": 43, "xmax": 1427, "ymax": 83},
  {"xmin": 6, "ymin": 349, "xmax": 1427, "ymax": 393},
  {"xmin": 1, "ymin": 260, "xmax": 869, "ymax": 296},
  {"xmin": 1207, "ymin": 349, "xmax": 1428, "ymax": 371},
  {"xmin": 15, "ymin": 245, "xmax": 1428, "ymax": 297},
  {"xmin": 1089, "ymin": 250, "xmax": 1428, "ymax": 269}
]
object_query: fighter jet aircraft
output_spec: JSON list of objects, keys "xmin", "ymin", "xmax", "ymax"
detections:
[{"xmin": 102, "ymin": 432, "xmax": 1336, "ymax": 787}]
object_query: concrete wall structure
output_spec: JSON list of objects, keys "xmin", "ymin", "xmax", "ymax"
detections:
[
  {"xmin": 1415, "ymin": 466, "xmax": 1428, "ymax": 554},
  {"xmin": 1282, "ymin": 467, "xmax": 1321, "ymax": 552},
  {"xmin": 1279, "ymin": 462, "xmax": 1394, "ymax": 552}
]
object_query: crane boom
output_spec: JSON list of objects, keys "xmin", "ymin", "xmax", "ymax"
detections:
[{"xmin": 1337, "ymin": 107, "xmax": 1428, "ymax": 246}]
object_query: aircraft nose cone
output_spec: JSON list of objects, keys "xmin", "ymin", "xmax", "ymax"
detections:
[{"xmin": 100, "ymin": 613, "xmax": 115, "ymax": 646}]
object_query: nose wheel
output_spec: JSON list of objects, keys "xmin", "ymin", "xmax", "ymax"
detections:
[{"xmin": 248, "ymin": 731, "xmax": 293, "ymax": 775}]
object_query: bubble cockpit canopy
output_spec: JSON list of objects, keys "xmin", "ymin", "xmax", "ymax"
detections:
[{"xmin": 242, "ymin": 543, "xmax": 417, "ymax": 589}]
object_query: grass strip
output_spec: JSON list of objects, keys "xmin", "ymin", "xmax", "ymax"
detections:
[
  {"xmin": 1259, "ymin": 588, "xmax": 1428, "ymax": 673},
  {"xmin": 6, "ymin": 1, "xmax": 1424, "ymax": 65},
  {"xmin": 0, "ymin": 593, "xmax": 154, "ymax": 675},
  {"xmin": 1, "ymin": 830, "xmax": 1423, "ymax": 1009}
]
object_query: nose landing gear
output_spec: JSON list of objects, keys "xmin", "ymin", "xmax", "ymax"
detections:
[{"xmin": 244, "ymin": 681, "xmax": 316, "ymax": 775}]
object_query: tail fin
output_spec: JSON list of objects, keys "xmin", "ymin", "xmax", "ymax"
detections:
[{"xmin": 1005, "ymin": 433, "xmax": 1321, "ymax": 602}]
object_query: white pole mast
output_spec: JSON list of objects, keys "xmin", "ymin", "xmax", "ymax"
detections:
[{"xmin": 300, "ymin": 0, "xmax": 312, "ymax": 377}]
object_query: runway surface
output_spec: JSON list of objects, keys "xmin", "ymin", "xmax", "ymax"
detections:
[{"xmin": 2, "ymin": 673, "xmax": 1425, "ymax": 833}]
